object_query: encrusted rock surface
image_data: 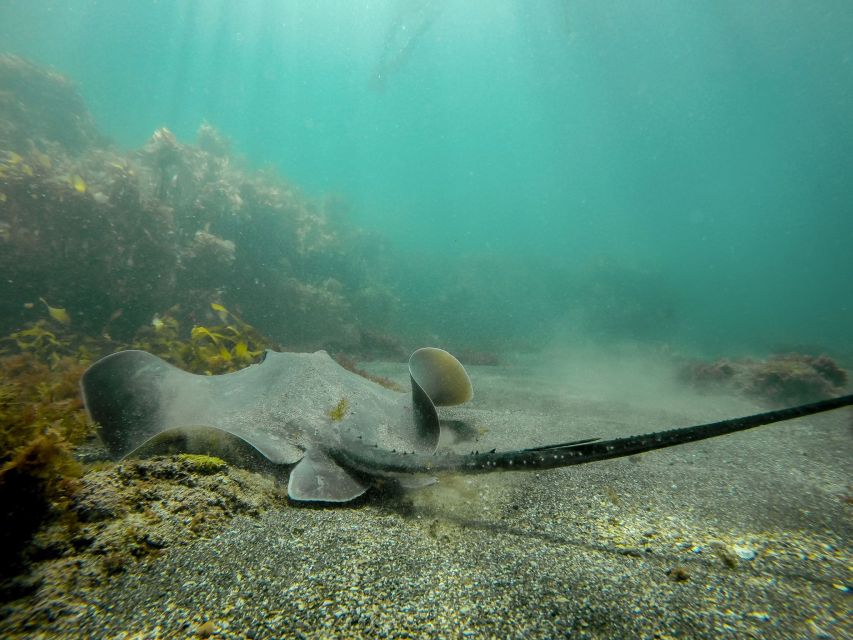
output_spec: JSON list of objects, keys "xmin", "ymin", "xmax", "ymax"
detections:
[{"xmin": 0, "ymin": 455, "xmax": 285, "ymax": 633}]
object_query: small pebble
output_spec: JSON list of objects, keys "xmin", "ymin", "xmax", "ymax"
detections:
[{"xmin": 733, "ymin": 545, "xmax": 756, "ymax": 561}]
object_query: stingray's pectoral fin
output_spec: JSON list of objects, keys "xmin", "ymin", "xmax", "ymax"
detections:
[
  {"xmin": 81, "ymin": 349, "xmax": 188, "ymax": 459},
  {"xmin": 287, "ymin": 449, "xmax": 369, "ymax": 503},
  {"xmin": 134, "ymin": 425, "xmax": 286, "ymax": 470},
  {"xmin": 81, "ymin": 349, "xmax": 305, "ymax": 466},
  {"xmin": 409, "ymin": 348, "xmax": 473, "ymax": 407},
  {"xmin": 405, "ymin": 348, "xmax": 474, "ymax": 452}
]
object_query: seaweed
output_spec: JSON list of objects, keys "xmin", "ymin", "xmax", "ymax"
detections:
[
  {"xmin": 186, "ymin": 303, "xmax": 270, "ymax": 374},
  {"xmin": 175, "ymin": 453, "xmax": 228, "ymax": 475},
  {"xmin": 1, "ymin": 54, "xmax": 402, "ymax": 352},
  {"xmin": 1, "ymin": 321, "xmax": 65, "ymax": 360},
  {"xmin": 0, "ymin": 54, "xmax": 104, "ymax": 153},
  {"xmin": 0, "ymin": 352, "xmax": 90, "ymax": 574},
  {"xmin": 132, "ymin": 302, "xmax": 276, "ymax": 374},
  {"xmin": 0, "ymin": 297, "xmax": 276, "ymax": 582},
  {"xmin": 680, "ymin": 353, "xmax": 850, "ymax": 405},
  {"xmin": 328, "ymin": 398, "xmax": 349, "ymax": 422}
]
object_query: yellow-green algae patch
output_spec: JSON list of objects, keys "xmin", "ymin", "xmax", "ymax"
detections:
[
  {"xmin": 328, "ymin": 397, "xmax": 349, "ymax": 422},
  {"xmin": 176, "ymin": 453, "xmax": 228, "ymax": 475}
]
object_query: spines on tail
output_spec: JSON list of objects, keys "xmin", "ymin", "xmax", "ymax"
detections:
[{"xmin": 329, "ymin": 393, "xmax": 853, "ymax": 477}]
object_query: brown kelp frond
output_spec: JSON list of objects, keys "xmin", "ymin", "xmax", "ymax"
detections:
[
  {"xmin": 187, "ymin": 307, "xmax": 269, "ymax": 375},
  {"xmin": 0, "ymin": 351, "xmax": 90, "ymax": 573},
  {"xmin": 132, "ymin": 302, "xmax": 278, "ymax": 375}
]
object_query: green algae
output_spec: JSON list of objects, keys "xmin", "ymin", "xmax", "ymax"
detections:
[
  {"xmin": 327, "ymin": 397, "xmax": 349, "ymax": 422},
  {"xmin": 177, "ymin": 453, "xmax": 228, "ymax": 475}
]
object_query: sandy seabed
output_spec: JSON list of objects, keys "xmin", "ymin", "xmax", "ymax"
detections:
[{"xmin": 6, "ymin": 353, "xmax": 852, "ymax": 639}]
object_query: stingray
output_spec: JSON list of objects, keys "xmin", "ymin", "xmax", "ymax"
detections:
[{"xmin": 81, "ymin": 348, "xmax": 853, "ymax": 503}]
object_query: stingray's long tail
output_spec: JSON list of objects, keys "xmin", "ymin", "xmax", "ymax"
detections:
[{"xmin": 331, "ymin": 393, "xmax": 853, "ymax": 476}]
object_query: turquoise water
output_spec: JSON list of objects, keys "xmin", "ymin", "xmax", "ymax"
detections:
[{"xmin": 2, "ymin": 0, "xmax": 852, "ymax": 354}]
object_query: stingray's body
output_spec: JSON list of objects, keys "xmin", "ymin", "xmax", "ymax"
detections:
[
  {"xmin": 82, "ymin": 348, "xmax": 470, "ymax": 502},
  {"xmin": 81, "ymin": 348, "xmax": 853, "ymax": 503}
]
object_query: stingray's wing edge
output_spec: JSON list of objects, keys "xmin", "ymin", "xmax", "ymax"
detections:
[
  {"xmin": 81, "ymin": 350, "xmax": 185, "ymax": 459},
  {"xmin": 81, "ymin": 350, "xmax": 305, "ymax": 465},
  {"xmin": 125, "ymin": 424, "xmax": 299, "ymax": 470},
  {"xmin": 288, "ymin": 449, "xmax": 369, "ymax": 502}
]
